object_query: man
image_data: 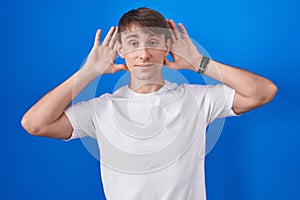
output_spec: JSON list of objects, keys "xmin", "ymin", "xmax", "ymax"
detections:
[{"xmin": 21, "ymin": 7, "xmax": 277, "ymax": 200}]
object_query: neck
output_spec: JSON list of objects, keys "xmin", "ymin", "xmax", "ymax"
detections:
[{"xmin": 128, "ymin": 74, "xmax": 165, "ymax": 94}]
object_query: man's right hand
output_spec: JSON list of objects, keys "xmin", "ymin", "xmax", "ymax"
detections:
[
  {"xmin": 21, "ymin": 26, "xmax": 129, "ymax": 139},
  {"xmin": 84, "ymin": 26, "xmax": 128, "ymax": 75}
]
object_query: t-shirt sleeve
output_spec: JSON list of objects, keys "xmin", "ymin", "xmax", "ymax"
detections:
[
  {"xmin": 205, "ymin": 84, "xmax": 239, "ymax": 124},
  {"xmin": 189, "ymin": 83, "xmax": 239, "ymax": 125},
  {"xmin": 64, "ymin": 99, "xmax": 96, "ymax": 141}
]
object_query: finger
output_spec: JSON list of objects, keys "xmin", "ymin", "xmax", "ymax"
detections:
[
  {"xmin": 178, "ymin": 23, "xmax": 189, "ymax": 39},
  {"xmin": 108, "ymin": 27, "xmax": 118, "ymax": 48},
  {"xmin": 169, "ymin": 20, "xmax": 181, "ymax": 40},
  {"xmin": 166, "ymin": 19, "xmax": 171, "ymax": 29},
  {"xmin": 166, "ymin": 20, "xmax": 176, "ymax": 42},
  {"xmin": 102, "ymin": 26, "xmax": 115, "ymax": 47},
  {"xmin": 167, "ymin": 20, "xmax": 177, "ymax": 40},
  {"xmin": 113, "ymin": 42, "xmax": 117, "ymax": 52},
  {"xmin": 113, "ymin": 41, "xmax": 122, "ymax": 54},
  {"xmin": 93, "ymin": 29, "xmax": 101, "ymax": 47}
]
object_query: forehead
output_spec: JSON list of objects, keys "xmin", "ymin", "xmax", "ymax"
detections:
[{"xmin": 120, "ymin": 27, "xmax": 165, "ymax": 41}]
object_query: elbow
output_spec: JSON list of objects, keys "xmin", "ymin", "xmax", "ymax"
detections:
[
  {"xmin": 269, "ymin": 82, "xmax": 278, "ymax": 100},
  {"xmin": 259, "ymin": 81, "xmax": 278, "ymax": 105},
  {"xmin": 21, "ymin": 115, "xmax": 42, "ymax": 136}
]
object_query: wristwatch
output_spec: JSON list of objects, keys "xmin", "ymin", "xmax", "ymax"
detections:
[{"xmin": 197, "ymin": 56, "xmax": 210, "ymax": 74}]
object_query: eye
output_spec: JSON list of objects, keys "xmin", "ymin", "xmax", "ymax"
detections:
[
  {"xmin": 129, "ymin": 41, "xmax": 138, "ymax": 47},
  {"xmin": 148, "ymin": 40, "xmax": 158, "ymax": 47}
]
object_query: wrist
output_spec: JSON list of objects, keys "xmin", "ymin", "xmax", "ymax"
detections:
[
  {"xmin": 187, "ymin": 54, "xmax": 203, "ymax": 72},
  {"xmin": 80, "ymin": 63, "xmax": 101, "ymax": 79},
  {"xmin": 193, "ymin": 54, "xmax": 203, "ymax": 72},
  {"xmin": 196, "ymin": 56, "xmax": 210, "ymax": 74}
]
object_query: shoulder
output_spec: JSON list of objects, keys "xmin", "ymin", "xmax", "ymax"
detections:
[
  {"xmin": 180, "ymin": 82, "xmax": 211, "ymax": 95},
  {"xmin": 72, "ymin": 93, "xmax": 112, "ymax": 108},
  {"xmin": 185, "ymin": 83, "xmax": 234, "ymax": 93}
]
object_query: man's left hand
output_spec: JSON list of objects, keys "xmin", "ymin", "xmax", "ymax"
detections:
[{"xmin": 164, "ymin": 20, "xmax": 203, "ymax": 72}]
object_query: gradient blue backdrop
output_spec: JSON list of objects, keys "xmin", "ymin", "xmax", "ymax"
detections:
[{"xmin": 1, "ymin": 0, "xmax": 299, "ymax": 199}]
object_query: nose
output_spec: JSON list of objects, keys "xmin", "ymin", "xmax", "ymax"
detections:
[{"xmin": 137, "ymin": 47, "xmax": 151, "ymax": 61}]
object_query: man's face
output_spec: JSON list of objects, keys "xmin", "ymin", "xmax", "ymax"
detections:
[{"xmin": 118, "ymin": 29, "xmax": 169, "ymax": 81}]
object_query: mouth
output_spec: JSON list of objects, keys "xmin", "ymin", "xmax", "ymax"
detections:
[{"xmin": 135, "ymin": 63, "xmax": 153, "ymax": 68}]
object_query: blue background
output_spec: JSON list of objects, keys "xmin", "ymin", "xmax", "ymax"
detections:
[{"xmin": 1, "ymin": 0, "xmax": 299, "ymax": 199}]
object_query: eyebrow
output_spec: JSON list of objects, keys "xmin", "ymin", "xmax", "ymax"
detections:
[
  {"xmin": 126, "ymin": 34, "xmax": 139, "ymax": 40},
  {"xmin": 125, "ymin": 33, "xmax": 161, "ymax": 40}
]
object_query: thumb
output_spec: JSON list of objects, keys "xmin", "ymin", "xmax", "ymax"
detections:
[
  {"xmin": 114, "ymin": 63, "xmax": 129, "ymax": 72},
  {"xmin": 164, "ymin": 57, "xmax": 176, "ymax": 69}
]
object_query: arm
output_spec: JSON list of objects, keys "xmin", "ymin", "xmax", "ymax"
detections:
[
  {"xmin": 198, "ymin": 60, "xmax": 277, "ymax": 115},
  {"xmin": 21, "ymin": 27, "xmax": 127, "ymax": 139},
  {"xmin": 164, "ymin": 20, "xmax": 277, "ymax": 115}
]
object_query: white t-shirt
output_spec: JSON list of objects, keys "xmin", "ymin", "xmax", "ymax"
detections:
[{"xmin": 64, "ymin": 80, "xmax": 238, "ymax": 200}]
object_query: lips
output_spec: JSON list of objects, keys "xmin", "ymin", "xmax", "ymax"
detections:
[{"xmin": 135, "ymin": 63, "xmax": 153, "ymax": 68}]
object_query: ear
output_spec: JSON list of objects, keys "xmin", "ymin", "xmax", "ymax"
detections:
[
  {"xmin": 116, "ymin": 41, "xmax": 125, "ymax": 58},
  {"xmin": 164, "ymin": 38, "xmax": 171, "ymax": 56}
]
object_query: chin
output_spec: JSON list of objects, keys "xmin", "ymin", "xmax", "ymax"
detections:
[
  {"xmin": 133, "ymin": 74, "xmax": 153, "ymax": 81},
  {"xmin": 131, "ymin": 71, "xmax": 157, "ymax": 81}
]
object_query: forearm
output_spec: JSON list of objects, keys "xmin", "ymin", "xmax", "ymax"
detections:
[{"xmin": 22, "ymin": 65, "xmax": 98, "ymax": 134}]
